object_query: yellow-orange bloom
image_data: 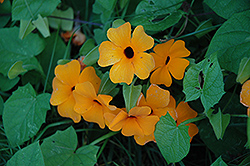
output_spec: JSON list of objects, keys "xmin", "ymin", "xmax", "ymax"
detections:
[
  {"xmin": 240, "ymin": 80, "xmax": 250, "ymax": 115},
  {"xmin": 73, "ymin": 81, "xmax": 117, "ymax": 129},
  {"xmin": 0, "ymin": 0, "xmax": 4, "ymax": 3},
  {"xmin": 50, "ymin": 60, "xmax": 100, "ymax": 123},
  {"xmin": 150, "ymin": 39, "xmax": 190, "ymax": 87},
  {"xmin": 168, "ymin": 96, "xmax": 199, "ymax": 142},
  {"xmin": 137, "ymin": 84, "xmax": 176, "ymax": 118},
  {"xmin": 105, "ymin": 106, "xmax": 159, "ymax": 138},
  {"xmin": 98, "ymin": 22, "xmax": 155, "ymax": 85}
]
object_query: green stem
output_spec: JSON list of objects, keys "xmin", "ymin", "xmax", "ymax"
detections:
[
  {"xmin": 231, "ymin": 114, "xmax": 248, "ymax": 118},
  {"xmin": 96, "ymin": 138, "xmax": 109, "ymax": 159},
  {"xmin": 43, "ymin": 26, "xmax": 60, "ymax": 93},
  {"xmin": 90, "ymin": 131, "xmax": 118, "ymax": 145},
  {"xmin": 180, "ymin": 113, "xmax": 206, "ymax": 126},
  {"xmin": 34, "ymin": 120, "xmax": 72, "ymax": 142}
]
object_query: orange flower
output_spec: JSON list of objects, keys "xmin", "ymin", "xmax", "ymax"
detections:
[
  {"xmin": 137, "ymin": 84, "xmax": 176, "ymax": 118},
  {"xmin": 73, "ymin": 81, "xmax": 117, "ymax": 129},
  {"xmin": 50, "ymin": 60, "xmax": 100, "ymax": 123},
  {"xmin": 168, "ymin": 96, "xmax": 199, "ymax": 142},
  {"xmin": 105, "ymin": 106, "xmax": 159, "ymax": 138},
  {"xmin": 0, "ymin": 0, "xmax": 4, "ymax": 3},
  {"xmin": 150, "ymin": 39, "xmax": 190, "ymax": 87},
  {"xmin": 240, "ymin": 80, "xmax": 250, "ymax": 115},
  {"xmin": 61, "ymin": 28, "xmax": 86, "ymax": 46},
  {"xmin": 98, "ymin": 22, "xmax": 155, "ymax": 85}
]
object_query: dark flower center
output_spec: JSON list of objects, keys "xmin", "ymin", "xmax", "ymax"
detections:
[
  {"xmin": 165, "ymin": 56, "xmax": 170, "ymax": 65},
  {"xmin": 71, "ymin": 86, "xmax": 75, "ymax": 91},
  {"xmin": 124, "ymin": 46, "xmax": 134, "ymax": 59},
  {"xmin": 93, "ymin": 99, "xmax": 102, "ymax": 106}
]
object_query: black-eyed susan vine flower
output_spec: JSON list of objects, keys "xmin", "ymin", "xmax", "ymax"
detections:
[
  {"xmin": 98, "ymin": 22, "xmax": 155, "ymax": 85},
  {"xmin": 50, "ymin": 60, "xmax": 101, "ymax": 123},
  {"xmin": 150, "ymin": 39, "xmax": 190, "ymax": 87},
  {"xmin": 104, "ymin": 106, "xmax": 159, "ymax": 144},
  {"xmin": 73, "ymin": 81, "xmax": 117, "ymax": 129},
  {"xmin": 240, "ymin": 80, "xmax": 250, "ymax": 115}
]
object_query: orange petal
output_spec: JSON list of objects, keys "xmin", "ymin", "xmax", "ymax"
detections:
[
  {"xmin": 150, "ymin": 66, "xmax": 172, "ymax": 87},
  {"xmin": 72, "ymin": 30, "xmax": 86, "ymax": 46},
  {"xmin": 134, "ymin": 134, "xmax": 155, "ymax": 146},
  {"xmin": 166, "ymin": 95, "xmax": 178, "ymax": 121},
  {"xmin": 168, "ymin": 58, "xmax": 189, "ymax": 80},
  {"xmin": 131, "ymin": 25, "xmax": 154, "ymax": 52},
  {"xmin": 133, "ymin": 52, "xmax": 155, "ymax": 80},
  {"xmin": 108, "ymin": 110, "xmax": 128, "ymax": 131},
  {"xmin": 97, "ymin": 94, "xmax": 117, "ymax": 111},
  {"xmin": 129, "ymin": 106, "xmax": 151, "ymax": 117},
  {"xmin": 98, "ymin": 41, "xmax": 124, "ymax": 67},
  {"xmin": 176, "ymin": 101, "xmax": 197, "ymax": 124},
  {"xmin": 107, "ymin": 22, "xmax": 131, "ymax": 48},
  {"xmin": 146, "ymin": 84, "xmax": 170, "ymax": 109},
  {"xmin": 110, "ymin": 57, "xmax": 134, "ymax": 84},
  {"xmin": 50, "ymin": 77, "xmax": 72, "ymax": 105},
  {"xmin": 153, "ymin": 108, "xmax": 168, "ymax": 117},
  {"xmin": 187, "ymin": 123, "xmax": 199, "ymax": 142},
  {"xmin": 240, "ymin": 80, "xmax": 250, "ymax": 107},
  {"xmin": 169, "ymin": 40, "xmax": 190, "ymax": 58},
  {"xmin": 57, "ymin": 94, "xmax": 81, "ymax": 123},
  {"xmin": 82, "ymin": 103, "xmax": 105, "ymax": 129},
  {"xmin": 55, "ymin": 60, "xmax": 80, "ymax": 87},
  {"xmin": 74, "ymin": 82, "xmax": 97, "ymax": 99},
  {"xmin": 78, "ymin": 67, "xmax": 101, "ymax": 92},
  {"xmin": 137, "ymin": 115, "xmax": 159, "ymax": 135},
  {"xmin": 122, "ymin": 118, "xmax": 144, "ymax": 137},
  {"xmin": 73, "ymin": 90, "xmax": 94, "ymax": 114},
  {"xmin": 153, "ymin": 39, "xmax": 174, "ymax": 58},
  {"xmin": 137, "ymin": 93, "xmax": 147, "ymax": 106},
  {"xmin": 150, "ymin": 52, "xmax": 165, "ymax": 71}
]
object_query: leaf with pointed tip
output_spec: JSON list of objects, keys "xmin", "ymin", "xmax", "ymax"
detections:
[
  {"xmin": 19, "ymin": 19, "xmax": 36, "ymax": 39},
  {"xmin": 8, "ymin": 61, "xmax": 27, "ymax": 79},
  {"xmin": 123, "ymin": 84, "xmax": 142, "ymax": 112},
  {"xmin": 32, "ymin": 14, "xmax": 50, "ymax": 38},
  {"xmin": 41, "ymin": 126, "xmax": 99, "ymax": 166},
  {"xmin": 3, "ymin": 83, "xmax": 50, "ymax": 146},
  {"xmin": 236, "ymin": 57, "xmax": 250, "ymax": 84},
  {"xmin": 155, "ymin": 113, "xmax": 190, "ymax": 164},
  {"xmin": 211, "ymin": 156, "xmax": 228, "ymax": 166},
  {"xmin": 183, "ymin": 52, "xmax": 225, "ymax": 112},
  {"xmin": 6, "ymin": 142, "xmax": 45, "ymax": 166}
]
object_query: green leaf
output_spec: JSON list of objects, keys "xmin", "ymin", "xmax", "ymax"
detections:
[
  {"xmin": 7, "ymin": 61, "xmax": 27, "ymax": 79},
  {"xmin": 239, "ymin": 154, "xmax": 250, "ymax": 166},
  {"xmin": 130, "ymin": 0, "xmax": 183, "ymax": 31},
  {"xmin": 41, "ymin": 126, "xmax": 99, "ymax": 166},
  {"xmin": 207, "ymin": 108, "xmax": 230, "ymax": 140},
  {"xmin": 0, "ymin": 0, "xmax": 11, "ymax": 28},
  {"xmin": 0, "ymin": 27, "xmax": 45, "ymax": 76},
  {"xmin": 93, "ymin": 0, "xmax": 116, "ymax": 23},
  {"xmin": 205, "ymin": 10, "xmax": 250, "ymax": 74},
  {"xmin": 0, "ymin": 74, "xmax": 20, "ymax": 92},
  {"xmin": 0, "ymin": 96, "xmax": 3, "ymax": 116},
  {"xmin": 211, "ymin": 156, "xmax": 227, "ymax": 166},
  {"xmin": 19, "ymin": 19, "xmax": 36, "ymax": 39},
  {"xmin": 48, "ymin": 7, "xmax": 74, "ymax": 31},
  {"xmin": 98, "ymin": 72, "xmax": 118, "ymax": 95},
  {"xmin": 204, "ymin": 0, "xmax": 250, "ymax": 19},
  {"xmin": 131, "ymin": 10, "xmax": 182, "ymax": 31},
  {"xmin": 183, "ymin": 52, "xmax": 225, "ymax": 112},
  {"xmin": 93, "ymin": 28, "xmax": 108, "ymax": 44},
  {"xmin": 155, "ymin": 113, "xmax": 190, "ymax": 164},
  {"xmin": 112, "ymin": 19, "xmax": 126, "ymax": 28},
  {"xmin": 236, "ymin": 57, "xmax": 250, "ymax": 84},
  {"xmin": 6, "ymin": 142, "xmax": 45, "ymax": 166},
  {"xmin": 12, "ymin": 0, "xmax": 61, "ymax": 20},
  {"xmin": 195, "ymin": 19, "xmax": 215, "ymax": 38},
  {"xmin": 3, "ymin": 83, "xmax": 50, "ymax": 146},
  {"xmin": 32, "ymin": 14, "xmax": 50, "ymax": 38},
  {"xmin": 123, "ymin": 84, "xmax": 142, "ymax": 113},
  {"xmin": 79, "ymin": 39, "xmax": 96, "ymax": 56},
  {"xmin": 82, "ymin": 45, "xmax": 100, "ymax": 66}
]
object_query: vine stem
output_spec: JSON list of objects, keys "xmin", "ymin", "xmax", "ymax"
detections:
[{"xmin": 90, "ymin": 131, "xmax": 118, "ymax": 145}]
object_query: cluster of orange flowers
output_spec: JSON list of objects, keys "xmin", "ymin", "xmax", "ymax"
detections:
[{"xmin": 50, "ymin": 22, "xmax": 198, "ymax": 145}]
